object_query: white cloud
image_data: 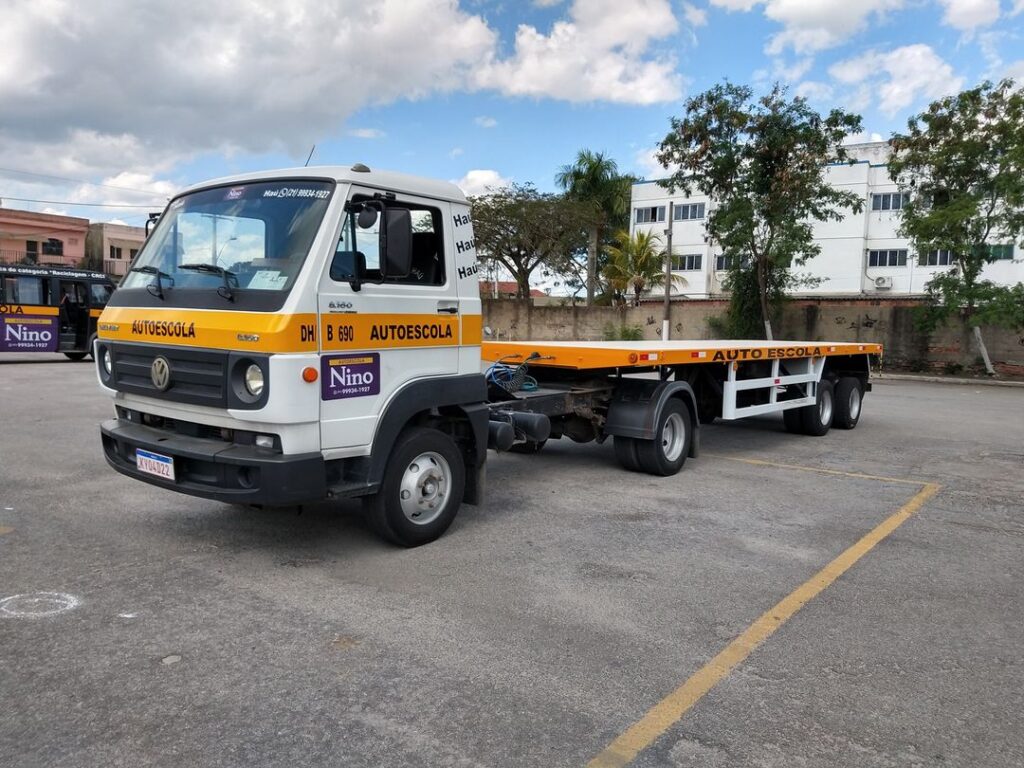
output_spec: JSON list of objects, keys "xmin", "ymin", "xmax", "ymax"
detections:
[
  {"xmin": 348, "ymin": 128, "xmax": 385, "ymax": 139},
  {"xmin": 795, "ymin": 80, "xmax": 833, "ymax": 101},
  {"xmin": 453, "ymin": 169, "xmax": 511, "ymax": 196},
  {"xmin": 775, "ymin": 57, "xmax": 814, "ymax": 81},
  {"xmin": 830, "ymin": 44, "xmax": 963, "ymax": 116},
  {"xmin": 1014, "ymin": 0, "xmax": 1024, "ymax": 13},
  {"xmin": 533, "ymin": 0, "xmax": 564, "ymax": 6},
  {"xmin": 682, "ymin": 2, "xmax": 708, "ymax": 27},
  {"xmin": 633, "ymin": 147, "xmax": 680, "ymax": 179},
  {"xmin": 474, "ymin": 115, "xmax": 498, "ymax": 128},
  {"xmin": 936, "ymin": 0, "xmax": 1000, "ymax": 31},
  {"xmin": 710, "ymin": 0, "xmax": 905, "ymax": 54},
  {"xmin": 843, "ymin": 130, "xmax": 885, "ymax": 144},
  {"xmin": 1006, "ymin": 60, "xmax": 1024, "ymax": 80},
  {"xmin": 475, "ymin": 0, "xmax": 683, "ymax": 105},
  {"xmin": 449, "ymin": 147, "xmax": 464, "ymax": 157}
]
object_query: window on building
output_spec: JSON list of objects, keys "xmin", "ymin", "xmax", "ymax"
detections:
[
  {"xmin": 868, "ymin": 249, "xmax": 908, "ymax": 267},
  {"xmin": 987, "ymin": 243, "xmax": 1015, "ymax": 260},
  {"xmin": 24, "ymin": 240, "xmax": 38, "ymax": 263},
  {"xmin": 920, "ymin": 249, "xmax": 954, "ymax": 266},
  {"xmin": 715, "ymin": 254, "xmax": 736, "ymax": 271},
  {"xmin": 635, "ymin": 206, "xmax": 666, "ymax": 224},
  {"xmin": 41, "ymin": 238, "xmax": 63, "ymax": 256},
  {"xmin": 672, "ymin": 253, "xmax": 702, "ymax": 271},
  {"xmin": 871, "ymin": 192, "xmax": 910, "ymax": 211},
  {"xmin": 110, "ymin": 245, "xmax": 123, "ymax": 260},
  {"xmin": 673, "ymin": 203, "xmax": 705, "ymax": 221},
  {"xmin": 129, "ymin": 249, "xmax": 139, "ymax": 260}
]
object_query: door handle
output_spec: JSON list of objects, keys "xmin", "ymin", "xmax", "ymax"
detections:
[{"xmin": 436, "ymin": 303, "xmax": 459, "ymax": 314}]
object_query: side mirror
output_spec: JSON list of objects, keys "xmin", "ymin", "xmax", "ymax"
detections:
[{"xmin": 381, "ymin": 208, "xmax": 412, "ymax": 279}]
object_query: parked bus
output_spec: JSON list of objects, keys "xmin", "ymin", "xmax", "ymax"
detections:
[{"xmin": 0, "ymin": 263, "xmax": 115, "ymax": 360}]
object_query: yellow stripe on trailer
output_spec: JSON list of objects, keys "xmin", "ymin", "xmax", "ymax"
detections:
[{"xmin": 481, "ymin": 340, "xmax": 883, "ymax": 370}]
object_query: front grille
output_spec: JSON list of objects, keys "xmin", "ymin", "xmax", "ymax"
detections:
[{"xmin": 109, "ymin": 343, "xmax": 228, "ymax": 407}]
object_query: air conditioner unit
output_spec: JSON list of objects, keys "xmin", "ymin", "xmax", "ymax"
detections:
[{"xmin": 873, "ymin": 276, "xmax": 894, "ymax": 289}]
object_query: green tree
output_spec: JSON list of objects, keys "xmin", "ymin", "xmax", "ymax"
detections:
[
  {"xmin": 888, "ymin": 79, "xmax": 1024, "ymax": 373},
  {"xmin": 603, "ymin": 229, "xmax": 682, "ymax": 307},
  {"xmin": 470, "ymin": 183, "xmax": 593, "ymax": 300},
  {"xmin": 656, "ymin": 82, "xmax": 863, "ymax": 339},
  {"xmin": 555, "ymin": 149, "xmax": 635, "ymax": 306}
]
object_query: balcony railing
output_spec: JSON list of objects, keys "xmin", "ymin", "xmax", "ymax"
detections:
[{"xmin": 0, "ymin": 249, "xmax": 72, "ymax": 267}]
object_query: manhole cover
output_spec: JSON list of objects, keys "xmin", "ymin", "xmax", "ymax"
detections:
[{"xmin": 0, "ymin": 592, "xmax": 81, "ymax": 618}]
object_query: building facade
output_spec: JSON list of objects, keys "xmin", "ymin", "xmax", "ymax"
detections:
[
  {"xmin": 630, "ymin": 142, "xmax": 1023, "ymax": 298},
  {"xmin": 86, "ymin": 222, "xmax": 146, "ymax": 279},
  {"xmin": 0, "ymin": 207, "xmax": 89, "ymax": 268}
]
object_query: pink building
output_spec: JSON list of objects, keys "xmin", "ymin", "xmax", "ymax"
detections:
[
  {"xmin": 86, "ymin": 222, "xmax": 146, "ymax": 279},
  {"xmin": 0, "ymin": 206, "xmax": 89, "ymax": 267}
]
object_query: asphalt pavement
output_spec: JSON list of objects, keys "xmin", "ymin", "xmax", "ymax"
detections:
[{"xmin": 1, "ymin": 354, "xmax": 1022, "ymax": 767}]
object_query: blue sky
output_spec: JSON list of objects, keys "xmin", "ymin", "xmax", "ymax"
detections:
[{"xmin": 1, "ymin": 0, "xmax": 1022, "ymax": 227}]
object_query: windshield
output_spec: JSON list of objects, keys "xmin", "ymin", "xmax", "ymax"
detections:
[{"xmin": 120, "ymin": 180, "xmax": 334, "ymax": 296}]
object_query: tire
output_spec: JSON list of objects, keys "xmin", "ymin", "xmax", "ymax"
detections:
[
  {"xmin": 800, "ymin": 379, "xmax": 834, "ymax": 437},
  {"xmin": 509, "ymin": 439, "xmax": 546, "ymax": 454},
  {"xmin": 363, "ymin": 427, "xmax": 465, "ymax": 547},
  {"xmin": 635, "ymin": 399, "xmax": 692, "ymax": 476},
  {"xmin": 833, "ymin": 377, "xmax": 863, "ymax": 430},
  {"xmin": 782, "ymin": 406, "xmax": 804, "ymax": 434},
  {"xmin": 63, "ymin": 351, "xmax": 88, "ymax": 361},
  {"xmin": 613, "ymin": 435, "xmax": 641, "ymax": 472}
]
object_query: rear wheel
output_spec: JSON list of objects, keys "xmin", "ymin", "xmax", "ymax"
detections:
[
  {"xmin": 636, "ymin": 399, "xmax": 692, "ymax": 476},
  {"xmin": 63, "ymin": 351, "xmax": 88, "ymax": 361},
  {"xmin": 800, "ymin": 379, "xmax": 834, "ymax": 437},
  {"xmin": 363, "ymin": 427, "xmax": 465, "ymax": 547},
  {"xmin": 833, "ymin": 377, "xmax": 863, "ymax": 430},
  {"xmin": 613, "ymin": 436, "xmax": 641, "ymax": 472}
]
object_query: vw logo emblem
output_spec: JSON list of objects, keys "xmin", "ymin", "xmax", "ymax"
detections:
[{"xmin": 151, "ymin": 356, "xmax": 171, "ymax": 391}]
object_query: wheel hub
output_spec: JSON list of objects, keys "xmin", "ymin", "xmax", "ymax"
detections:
[{"xmin": 399, "ymin": 451, "xmax": 451, "ymax": 525}]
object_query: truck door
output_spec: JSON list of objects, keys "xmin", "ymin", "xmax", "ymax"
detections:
[{"xmin": 317, "ymin": 187, "xmax": 460, "ymax": 452}]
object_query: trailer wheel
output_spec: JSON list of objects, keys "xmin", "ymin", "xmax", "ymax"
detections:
[
  {"xmin": 613, "ymin": 436, "xmax": 641, "ymax": 472},
  {"xmin": 363, "ymin": 427, "xmax": 465, "ymax": 547},
  {"xmin": 782, "ymin": 407, "xmax": 804, "ymax": 434},
  {"xmin": 800, "ymin": 379, "xmax": 834, "ymax": 437},
  {"xmin": 636, "ymin": 399, "xmax": 692, "ymax": 476},
  {"xmin": 833, "ymin": 377, "xmax": 863, "ymax": 430}
]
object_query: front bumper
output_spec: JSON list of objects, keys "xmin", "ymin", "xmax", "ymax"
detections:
[{"xmin": 101, "ymin": 418, "xmax": 326, "ymax": 506}]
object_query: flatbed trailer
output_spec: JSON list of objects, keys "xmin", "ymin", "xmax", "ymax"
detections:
[{"xmin": 480, "ymin": 339, "xmax": 882, "ymax": 475}]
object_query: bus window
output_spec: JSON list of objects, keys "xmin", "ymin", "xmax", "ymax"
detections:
[
  {"xmin": 90, "ymin": 282, "xmax": 113, "ymax": 306},
  {"xmin": 3, "ymin": 276, "xmax": 45, "ymax": 305}
]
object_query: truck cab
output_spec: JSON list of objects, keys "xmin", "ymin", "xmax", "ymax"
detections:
[{"xmin": 98, "ymin": 166, "xmax": 488, "ymax": 546}]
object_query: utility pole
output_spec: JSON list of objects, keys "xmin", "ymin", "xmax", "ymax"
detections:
[{"xmin": 662, "ymin": 201, "xmax": 674, "ymax": 341}]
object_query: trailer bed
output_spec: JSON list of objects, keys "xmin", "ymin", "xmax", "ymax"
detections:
[{"xmin": 481, "ymin": 339, "xmax": 882, "ymax": 370}]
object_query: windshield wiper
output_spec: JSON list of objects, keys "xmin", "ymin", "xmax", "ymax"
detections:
[
  {"xmin": 179, "ymin": 263, "xmax": 237, "ymax": 301},
  {"xmin": 131, "ymin": 265, "xmax": 174, "ymax": 300}
]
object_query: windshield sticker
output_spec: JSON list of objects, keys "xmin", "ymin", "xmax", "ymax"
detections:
[
  {"xmin": 321, "ymin": 353, "xmax": 380, "ymax": 400},
  {"xmin": 262, "ymin": 187, "xmax": 331, "ymax": 200},
  {"xmin": 225, "ymin": 187, "xmax": 246, "ymax": 200},
  {"xmin": 247, "ymin": 270, "xmax": 289, "ymax": 290}
]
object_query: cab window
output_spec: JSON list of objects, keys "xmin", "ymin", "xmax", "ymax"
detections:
[{"xmin": 334, "ymin": 204, "xmax": 445, "ymax": 286}]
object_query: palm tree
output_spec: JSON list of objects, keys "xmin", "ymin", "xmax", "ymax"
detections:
[
  {"xmin": 555, "ymin": 150, "xmax": 634, "ymax": 306},
  {"xmin": 603, "ymin": 230, "xmax": 683, "ymax": 307}
]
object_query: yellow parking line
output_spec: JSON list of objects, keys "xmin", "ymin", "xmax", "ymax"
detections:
[
  {"xmin": 0, "ymin": 526, "xmax": 13, "ymax": 536},
  {"xmin": 587, "ymin": 478, "xmax": 942, "ymax": 768}
]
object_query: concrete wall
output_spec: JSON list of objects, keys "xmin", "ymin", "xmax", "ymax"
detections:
[{"xmin": 482, "ymin": 298, "xmax": 1024, "ymax": 376}]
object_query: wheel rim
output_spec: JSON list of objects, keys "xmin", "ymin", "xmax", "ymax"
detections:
[
  {"xmin": 819, "ymin": 388, "xmax": 834, "ymax": 425},
  {"xmin": 661, "ymin": 412, "xmax": 686, "ymax": 463},
  {"xmin": 848, "ymin": 387, "xmax": 861, "ymax": 420},
  {"xmin": 399, "ymin": 451, "xmax": 452, "ymax": 526}
]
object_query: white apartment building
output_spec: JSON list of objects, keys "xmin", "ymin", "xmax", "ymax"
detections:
[{"xmin": 630, "ymin": 142, "xmax": 1023, "ymax": 298}]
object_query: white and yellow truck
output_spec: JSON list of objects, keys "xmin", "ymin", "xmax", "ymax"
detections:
[{"xmin": 96, "ymin": 166, "xmax": 881, "ymax": 546}]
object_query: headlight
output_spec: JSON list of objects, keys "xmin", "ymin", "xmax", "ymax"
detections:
[
  {"xmin": 244, "ymin": 364, "xmax": 265, "ymax": 397},
  {"xmin": 102, "ymin": 349, "xmax": 113, "ymax": 375}
]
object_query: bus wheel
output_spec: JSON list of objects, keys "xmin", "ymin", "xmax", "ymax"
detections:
[
  {"xmin": 613, "ymin": 436, "xmax": 641, "ymax": 472},
  {"xmin": 364, "ymin": 427, "xmax": 465, "ymax": 547},
  {"xmin": 636, "ymin": 399, "xmax": 691, "ymax": 476},
  {"xmin": 833, "ymin": 377, "xmax": 863, "ymax": 430},
  {"xmin": 800, "ymin": 379, "xmax": 835, "ymax": 437},
  {"xmin": 63, "ymin": 352, "xmax": 88, "ymax": 361}
]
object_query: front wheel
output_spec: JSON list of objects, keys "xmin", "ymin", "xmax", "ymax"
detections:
[
  {"xmin": 363, "ymin": 427, "xmax": 465, "ymax": 547},
  {"xmin": 636, "ymin": 399, "xmax": 692, "ymax": 476}
]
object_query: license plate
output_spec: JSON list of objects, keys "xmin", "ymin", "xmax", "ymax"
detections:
[{"xmin": 136, "ymin": 448, "xmax": 175, "ymax": 481}]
